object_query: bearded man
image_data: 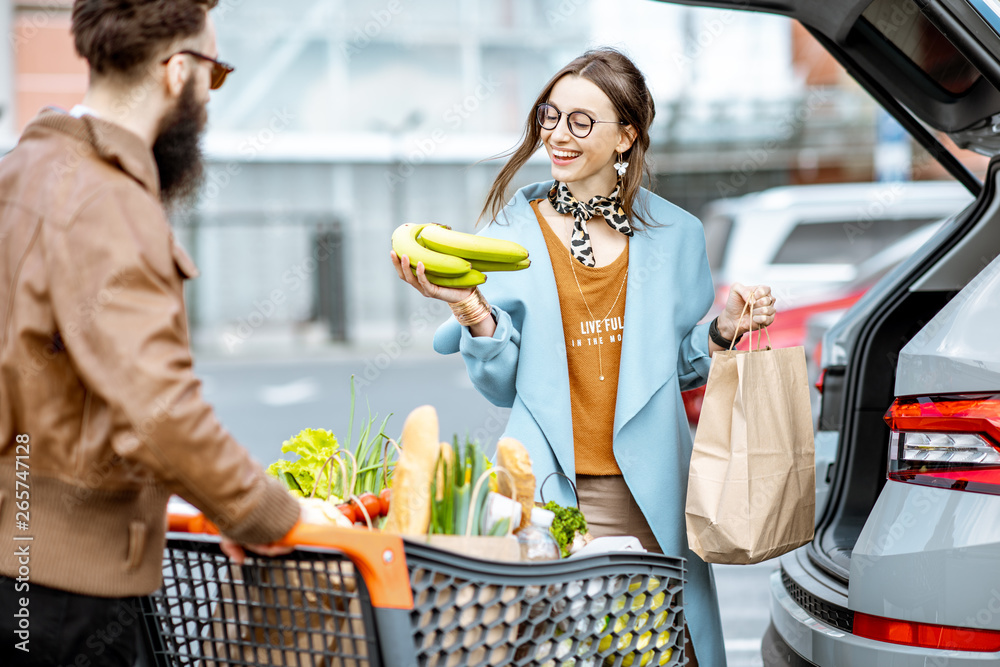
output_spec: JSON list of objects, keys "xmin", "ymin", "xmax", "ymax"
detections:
[{"xmin": 0, "ymin": 2, "xmax": 301, "ymax": 664}]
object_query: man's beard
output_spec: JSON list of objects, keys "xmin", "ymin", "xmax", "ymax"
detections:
[{"xmin": 153, "ymin": 78, "xmax": 208, "ymax": 210}]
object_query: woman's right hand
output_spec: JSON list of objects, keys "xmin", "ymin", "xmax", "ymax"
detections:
[{"xmin": 389, "ymin": 249, "xmax": 475, "ymax": 304}]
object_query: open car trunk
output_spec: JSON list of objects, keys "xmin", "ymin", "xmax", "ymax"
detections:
[
  {"xmin": 815, "ymin": 156, "xmax": 998, "ymax": 581},
  {"xmin": 655, "ymin": 0, "xmax": 1000, "ymax": 584}
]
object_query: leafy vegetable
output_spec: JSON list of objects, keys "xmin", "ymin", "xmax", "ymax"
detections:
[
  {"xmin": 544, "ymin": 501, "xmax": 588, "ymax": 558},
  {"xmin": 266, "ymin": 376, "xmax": 398, "ymax": 503},
  {"xmin": 486, "ymin": 516, "xmax": 511, "ymax": 537},
  {"xmin": 267, "ymin": 428, "xmax": 340, "ymax": 500},
  {"xmin": 429, "ymin": 436, "xmax": 494, "ymax": 536},
  {"xmin": 347, "ymin": 378, "xmax": 396, "ymax": 496}
]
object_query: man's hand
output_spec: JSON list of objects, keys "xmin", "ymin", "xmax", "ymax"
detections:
[
  {"xmin": 219, "ymin": 495, "xmax": 360, "ymax": 563},
  {"xmin": 219, "ymin": 537, "xmax": 295, "ymax": 565}
]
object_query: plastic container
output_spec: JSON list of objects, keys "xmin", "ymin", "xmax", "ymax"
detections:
[
  {"xmin": 517, "ymin": 506, "xmax": 560, "ymax": 561},
  {"xmin": 482, "ymin": 491, "xmax": 522, "ymax": 535}
]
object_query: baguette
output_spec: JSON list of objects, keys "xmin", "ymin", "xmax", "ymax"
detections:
[
  {"xmin": 495, "ymin": 437, "xmax": 536, "ymax": 531},
  {"xmin": 382, "ymin": 405, "xmax": 440, "ymax": 535}
]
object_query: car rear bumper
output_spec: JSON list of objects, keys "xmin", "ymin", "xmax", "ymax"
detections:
[
  {"xmin": 767, "ymin": 568, "xmax": 1000, "ymax": 666},
  {"xmin": 762, "ymin": 620, "xmax": 818, "ymax": 667}
]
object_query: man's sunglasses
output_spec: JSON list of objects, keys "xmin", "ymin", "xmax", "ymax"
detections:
[{"xmin": 161, "ymin": 50, "xmax": 235, "ymax": 90}]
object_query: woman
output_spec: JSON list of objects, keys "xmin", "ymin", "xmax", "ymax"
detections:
[{"xmin": 390, "ymin": 48, "xmax": 775, "ymax": 666}]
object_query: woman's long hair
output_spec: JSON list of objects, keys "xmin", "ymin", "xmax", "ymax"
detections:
[{"xmin": 480, "ymin": 47, "xmax": 656, "ymax": 227}]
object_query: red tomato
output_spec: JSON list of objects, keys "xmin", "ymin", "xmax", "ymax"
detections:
[
  {"xmin": 355, "ymin": 492, "xmax": 381, "ymax": 522},
  {"xmin": 336, "ymin": 503, "xmax": 357, "ymax": 524},
  {"xmin": 379, "ymin": 488, "xmax": 391, "ymax": 516}
]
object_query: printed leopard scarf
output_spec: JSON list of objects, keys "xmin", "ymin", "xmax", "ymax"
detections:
[{"xmin": 547, "ymin": 181, "xmax": 633, "ymax": 267}]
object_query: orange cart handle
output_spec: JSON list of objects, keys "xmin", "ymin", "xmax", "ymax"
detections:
[{"xmin": 167, "ymin": 511, "xmax": 414, "ymax": 610}]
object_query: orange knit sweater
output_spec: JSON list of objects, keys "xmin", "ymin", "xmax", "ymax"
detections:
[{"xmin": 532, "ymin": 199, "xmax": 628, "ymax": 475}]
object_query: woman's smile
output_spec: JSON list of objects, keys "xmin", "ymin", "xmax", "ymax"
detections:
[{"xmin": 551, "ymin": 148, "xmax": 582, "ymax": 165}]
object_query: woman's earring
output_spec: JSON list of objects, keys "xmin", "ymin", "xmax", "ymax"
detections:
[{"xmin": 614, "ymin": 152, "xmax": 629, "ymax": 177}]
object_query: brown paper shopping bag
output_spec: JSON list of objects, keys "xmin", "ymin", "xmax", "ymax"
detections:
[{"xmin": 685, "ymin": 330, "xmax": 815, "ymax": 564}]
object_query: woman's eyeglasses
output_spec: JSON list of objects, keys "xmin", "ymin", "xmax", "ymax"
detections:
[
  {"xmin": 161, "ymin": 50, "xmax": 235, "ymax": 90},
  {"xmin": 535, "ymin": 103, "xmax": 626, "ymax": 139}
]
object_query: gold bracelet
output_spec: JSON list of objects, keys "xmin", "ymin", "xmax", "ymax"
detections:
[{"xmin": 450, "ymin": 288, "xmax": 492, "ymax": 327}]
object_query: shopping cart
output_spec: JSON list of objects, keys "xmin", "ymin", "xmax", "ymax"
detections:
[{"xmin": 141, "ymin": 507, "xmax": 688, "ymax": 666}]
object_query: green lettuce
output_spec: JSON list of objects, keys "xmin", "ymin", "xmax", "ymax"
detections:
[
  {"xmin": 266, "ymin": 428, "xmax": 341, "ymax": 500},
  {"xmin": 544, "ymin": 501, "xmax": 588, "ymax": 558}
]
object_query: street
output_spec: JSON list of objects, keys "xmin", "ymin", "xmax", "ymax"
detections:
[{"xmin": 196, "ymin": 344, "xmax": 773, "ymax": 666}]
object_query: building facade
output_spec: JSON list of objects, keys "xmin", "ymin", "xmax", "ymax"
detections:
[{"xmin": 2, "ymin": 0, "xmax": 904, "ymax": 352}]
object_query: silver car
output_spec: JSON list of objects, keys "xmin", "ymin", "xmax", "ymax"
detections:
[{"xmin": 656, "ymin": 0, "xmax": 1000, "ymax": 664}]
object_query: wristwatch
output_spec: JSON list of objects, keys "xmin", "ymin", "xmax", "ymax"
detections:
[{"xmin": 709, "ymin": 317, "xmax": 744, "ymax": 349}]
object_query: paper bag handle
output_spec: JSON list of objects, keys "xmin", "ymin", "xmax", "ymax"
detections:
[
  {"xmin": 308, "ymin": 449, "xmax": 354, "ymax": 501},
  {"xmin": 382, "ymin": 437, "xmax": 402, "ymax": 490},
  {"xmin": 467, "ymin": 466, "xmax": 517, "ymax": 537},
  {"xmin": 729, "ymin": 292, "xmax": 771, "ymax": 352}
]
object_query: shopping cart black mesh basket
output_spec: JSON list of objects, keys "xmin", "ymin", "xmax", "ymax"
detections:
[
  {"xmin": 142, "ymin": 534, "xmax": 380, "ymax": 667},
  {"xmin": 402, "ymin": 541, "xmax": 686, "ymax": 667}
]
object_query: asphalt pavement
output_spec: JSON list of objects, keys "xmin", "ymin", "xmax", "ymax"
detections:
[
  {"xmin": 194, "ymin": 343, "xmax": 772, "ymax": 666},
  {"xmin": 195, "ymin": 345, "xmax": 508, "ymax": 464}
]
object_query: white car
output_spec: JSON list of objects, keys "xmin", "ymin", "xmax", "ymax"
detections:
[{"xmin": 704, "ymin": 181, "xmax": 973, "ymax": 310}]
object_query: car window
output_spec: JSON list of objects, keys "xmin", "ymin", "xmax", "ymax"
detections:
[
  {"xmin": 703, "ymin": 212, "xmax": 733, "ymax": 274},
  {"xmin": 771, "ymin": 218, "xmax": 939, "ymax": 264},
  {"xmin": 861, "ymin": 0, "xmax": 981, "ymax": 95}
]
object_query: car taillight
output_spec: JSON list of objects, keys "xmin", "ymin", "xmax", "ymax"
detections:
[
  {"xmin": 854, "ymin": 612, "xmax": 1000, "ymax": 652},
  {"xmin": 884, "ymin": 394, "xmax": 1000, "ymax": 495}
]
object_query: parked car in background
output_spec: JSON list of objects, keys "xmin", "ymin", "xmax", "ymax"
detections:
[
  {"xmin": 660, "ymin": 0, "xmax": 1000, "ymax": 664},
  {"xmin": 703, "ymin": 181, "xmax": 973, "ymax": 312},
  {"xmin": 683, "ymin": 181, "xmax": 973, "ymax": 425}
]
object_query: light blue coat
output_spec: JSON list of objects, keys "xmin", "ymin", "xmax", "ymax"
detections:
[{"xmin": 434, "ymin": 181, "xmax": 726, "ymax": 666}]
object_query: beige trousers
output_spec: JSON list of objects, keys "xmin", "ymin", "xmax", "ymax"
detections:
[{"xmin": 576, "ymin": 475, "xmax": 699, "ymax": 667}]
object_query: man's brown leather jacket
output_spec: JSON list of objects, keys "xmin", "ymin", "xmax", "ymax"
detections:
[{"xmin": 0, "ymin": 110, "xmax": 299, "ymax": 597}]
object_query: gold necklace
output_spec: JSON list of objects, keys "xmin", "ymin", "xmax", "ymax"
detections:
[{"xmin": 562, "ymin": 214, "xmax": 627, "ymax": 381}]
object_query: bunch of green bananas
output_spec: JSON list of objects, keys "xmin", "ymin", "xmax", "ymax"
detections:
[{"xmin": 392, "ymin": 223, "xmax": 530, "ymax": 287}]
